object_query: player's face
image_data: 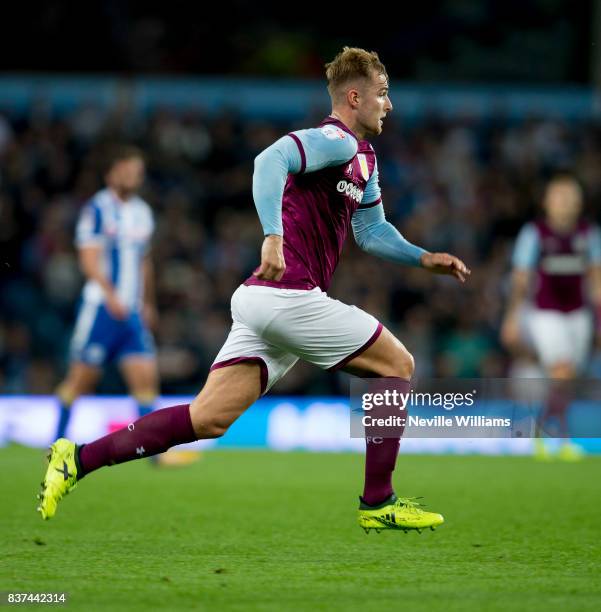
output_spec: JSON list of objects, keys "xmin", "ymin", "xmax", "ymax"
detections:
[
  {"xmin": 106, "ymin": 157, "xmax": 145, "ymax": 198},
  {"xmin": 356, "ymin": 71, "xmax": 392, "ymax": 137},
  {"xmin": 544, "ymin": 181, "xmax": 583, "ymax": 227}
]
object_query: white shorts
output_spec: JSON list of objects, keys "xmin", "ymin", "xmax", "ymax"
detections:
[
  {"xmin": 211, "ymin": 285, "xmax": 382, "ymax": 393},
  {"xmin": 528, "ymin": 307, "xmax": 593, "ymax": 372}
]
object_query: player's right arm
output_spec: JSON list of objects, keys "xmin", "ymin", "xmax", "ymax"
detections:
[
  {"xmin": 500, "ymin": 223, "xmax": 539, "ymax": 350},
  {"xmin": 75, "ymin": 202, "xmax": 127, "ymax": 319},
  {"xmin": 252, "ymin": 127, "xmax": 358, "ymax": 280},
  {"xmin": 352, "ymin": 161, "xmax": 470, "ymax": 281}
]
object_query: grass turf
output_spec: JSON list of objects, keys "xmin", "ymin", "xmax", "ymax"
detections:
[{"xmin": 1, "ymin": 445, "xmax": 600, "ymax": 611}]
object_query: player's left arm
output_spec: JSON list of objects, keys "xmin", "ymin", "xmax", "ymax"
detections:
[{"xmin": 352, "ymin": 162, "xmax": 470, "ymax": 282}]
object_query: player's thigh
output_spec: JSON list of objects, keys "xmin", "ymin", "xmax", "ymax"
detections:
[
  {"xmin": 255, "ymin": 288, "xmax": 414, "ymax": 378},
  {"xmin": 212, "ymin": 315, "xmax": 299, "ymax": 395},
  {"xmin": 69, "ymin": 301, "xmax": 116, "ymax": 368},
  {"xmin": 343, "ymin": 326, "xmax": 415, "ymax": 379},
  {"xmin": 115, "ymin": 313, "xmax": 156, "ymax": 373},
  {"xmin": 529, "ymin": 310, "xmax": 573, "ymax": 369},
  {"xmin": 60, "ymin": 361, "xmax": 102, "ymax": 397},
  {"xmin": 193, "ymin": 311, "xmax": 298, "ymax": 437},
  {"xmin": 246, "ymin": 287, "xmax": 382, "ymax": 371},
  {"xmin": 189, "ymin": 363, "xmax": 263, "ymax": 438},
  {"xmin": 567, "ymin": 309, "xmax": 593, "ymax": 373},
  {"xmin": 119, "ymin": 355, "xmax": 159, "ymax": 395}
]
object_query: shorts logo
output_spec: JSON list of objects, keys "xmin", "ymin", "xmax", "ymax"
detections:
[
  {"xmin": 85, "ymin": 344, "xmax": 106, "ymax": 364},
  {"xmin": 321, "ymin": 126, "xmax": 346, "ymax": 140},
  {"xmin": 337, "ymin": 180, "xmax": 364, "ymax": 203}
]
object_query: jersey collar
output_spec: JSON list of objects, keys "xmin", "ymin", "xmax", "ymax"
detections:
[
  {"xmin": 319, "ymin": 116, "xmax": 359, "ymax": 142},
  {"xmin": 108, "ymin": 187, "xmax": 135, "ymax": 206}
]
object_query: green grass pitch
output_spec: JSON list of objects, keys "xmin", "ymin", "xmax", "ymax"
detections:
[{"xmin": 1, "ymin": 445, "xmax": 600, "ymax": 611}]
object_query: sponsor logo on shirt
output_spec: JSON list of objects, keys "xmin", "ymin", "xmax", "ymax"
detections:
[
  {"xmin": 337, "ymin": 180, "xmax": 364, "ymax": 203},
  {"xmin": 540, "ymin": 254, "xmax": 586, "ymax": 275}
]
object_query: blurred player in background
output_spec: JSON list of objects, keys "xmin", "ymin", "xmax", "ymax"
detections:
[
  {"xmin": 38, "ymin": 47, "xmax": 469, "ymax": 531},
  {"xmin": 53, "ymin": 146, "xmax": 197, "ymax": 466},
  {"xmin": 501, "ymin": 173, "xmax": 601, "ymax": 460}
]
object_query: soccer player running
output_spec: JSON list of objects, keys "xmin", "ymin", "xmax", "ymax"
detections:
[
  {"xmin": 52, "ymin": 146, "xmax": 196, "ymax": 466},
  {"xmin": 38, "ymin": 48, "xmax": 470, "ymax": 532},
  {"xmin": 501, "ymin": 173, "xmax": 601, "ymax": 460}
]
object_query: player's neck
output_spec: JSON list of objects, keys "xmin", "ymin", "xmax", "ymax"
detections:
[
  {"xmin": 329, "ymin": 110, "xmax": 364, "ymax": 140},
  {"xmin": 108, "ymin": 186, "xmax": 133, "ymax": 204},
  {"xmin": 547, "ymin": 217, "xmax": 577, "ymax": 234}
]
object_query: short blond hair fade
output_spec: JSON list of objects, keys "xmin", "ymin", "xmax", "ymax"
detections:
[{"xmin": 325, "ymin": 46, "xmax": 388, "ymax": 100}]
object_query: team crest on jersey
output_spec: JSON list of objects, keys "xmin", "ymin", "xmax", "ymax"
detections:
[
  {"xmin": 544, "ymin": 237, "xmax": 559, "ymax": 253},
  {"xmin": 357, "ymin": 154, "xmax": 370, "ymax": 181}
]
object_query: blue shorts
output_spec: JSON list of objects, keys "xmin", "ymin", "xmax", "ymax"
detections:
[{"xmin": 69, "ymin": 301, "xmax": 155, "ymax": 366}]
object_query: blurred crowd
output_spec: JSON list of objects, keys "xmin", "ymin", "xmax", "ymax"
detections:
[
  {"xmin": 5, "ymin": 1, "xmax": 587, "ymax": 84},
  {"xmin": 2, "ymin": 102, "xmax": 601, "ymax": 395}
]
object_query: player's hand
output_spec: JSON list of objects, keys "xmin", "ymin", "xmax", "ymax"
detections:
[
  {"xmin": 500, "ymin": 314, "xmax": 521, "ymax": 350},
  {"xmin": 142, "ymin": 303, "xmax": 159, "ymax": 331},
  {"xmin": 105, "ymin": 290, "xmax": 128, "ymax": 320},
  {"xmin": 253, "ymin": 235, "xmax": 286, "ymax": 281},
  {"xmin": 420, "ymin": 252, "xmax": 471, "ymax": 283}
]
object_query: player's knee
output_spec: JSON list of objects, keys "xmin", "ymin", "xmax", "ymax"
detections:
[
  {"xmin": 133, "ymin": 390, "xmax": 157, "ymax": 406},
  {"xmin": 549, "ymin": 362, "xmax": 576, "ymax": 380},
  {"xmin": 189, "ymin": 401, "xmax": 232, "ymax": 439},
  {"xmin": 393, "ymin": 350, "xmax": 415, "ymax": 380},
  {"xmin": 383, "ymin": 332, "xmax": 415, "ymax": 379},
  {"xmin": 56, "ymin": 382, "xmax": 80, "ymax": 406},
  {"xmin": 368, "ymin": 346, "xmax": 414, "ymax": 379},
  {"xmin": 195, "ymin": 416, "xmax": 231, "ymax": 439}
]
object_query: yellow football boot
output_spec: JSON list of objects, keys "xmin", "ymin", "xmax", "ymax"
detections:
[
  {"xmin": 358, "ymin": 495, "xmax": 444, "ymax": 534},
  {"xmin": 533, "ymin": 438, "xmax": 553, "ymax": 462},
  {"xmin": 557, "ymin": 441, "xmax": 585, "ymax": 462},
  {"xmin": 37, "ymin": 438, "xmax": 79, "ymax": 520}
]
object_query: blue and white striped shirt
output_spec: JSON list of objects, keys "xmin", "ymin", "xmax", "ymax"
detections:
[{"xmin": 75, "ymin": 188, "xmax": 154, "ymax": 312}]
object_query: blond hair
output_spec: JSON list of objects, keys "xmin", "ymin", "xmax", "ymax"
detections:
[{"xmin": 325, "ymin": 47, "xmax": 387, "ymax": 100}]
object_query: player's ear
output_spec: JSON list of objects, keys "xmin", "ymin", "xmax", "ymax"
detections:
[{"xmin": 347, "ymin": 87, "xmax": 360, "ymax": 109}]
